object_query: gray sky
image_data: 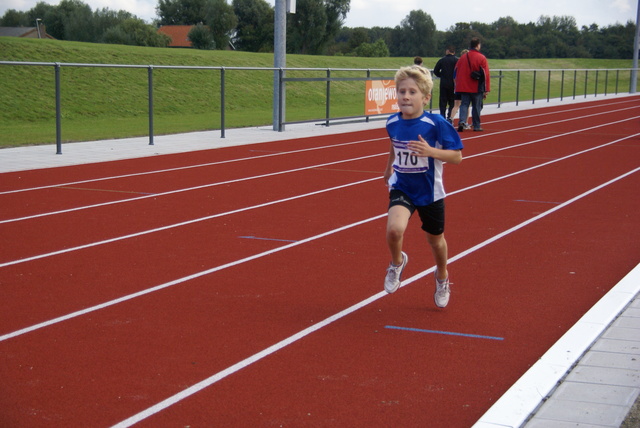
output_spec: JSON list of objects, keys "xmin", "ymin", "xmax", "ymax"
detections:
[{"xmin": 2, "ymin": 0, "xmax": 637, "ymax": 30}]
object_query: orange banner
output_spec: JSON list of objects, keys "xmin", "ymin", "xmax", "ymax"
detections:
[{"xmin": 365, "ymin": 80, "xmax": 399, "ymax": 115}]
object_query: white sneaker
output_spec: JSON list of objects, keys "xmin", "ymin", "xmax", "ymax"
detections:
[
  {"xmin": 434, "ymin": 275, "xmax": 450, "ymax": 308},
  {"xmin": 384, "ymin": 252, "xmax": 408, "ymax": 294}
]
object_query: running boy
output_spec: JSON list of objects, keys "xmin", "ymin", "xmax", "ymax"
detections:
[{"xmin": 383, "ymin": 65, "xmax": 463, "ymax": 307}]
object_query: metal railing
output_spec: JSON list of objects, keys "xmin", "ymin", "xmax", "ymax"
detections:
[{"xmin": 1, "ymin": 61, "xmax": 638, "ymax": 154}]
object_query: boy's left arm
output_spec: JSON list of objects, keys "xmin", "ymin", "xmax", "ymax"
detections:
[{"xmin": 407, "ymin": 135, "xmax": 462, "ymax": 165}]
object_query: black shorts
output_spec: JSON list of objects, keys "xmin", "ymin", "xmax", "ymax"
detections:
[{"xmin": 388, "ymin": 189, "xmax": 446, "ymax": 235}]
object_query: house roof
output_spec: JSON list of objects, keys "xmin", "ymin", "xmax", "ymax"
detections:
[
  {"xmin": 0, "ymin": 27, "xmax": 38, "ymax": 37},
  {"xmin": 0, "ymin": 26, "xmax": 55, "ymax": 39},
  {"xmin": 157, "ymin": 25, "xmax": 194, "ymax": 48}
]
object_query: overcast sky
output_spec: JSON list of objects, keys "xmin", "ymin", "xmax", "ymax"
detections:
[{"xmin": 2, "ymin": 0, "xmax": 637, "ymax": 30}]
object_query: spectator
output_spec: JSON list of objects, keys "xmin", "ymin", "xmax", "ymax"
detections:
[
  {"xmin": 413, "ymin": 56, "xmax": 423, "ymax": 66},
  {"xmin": 433, "ymin": 46, "xmax": 458, "ymax": 123},
  {"xmin": 450, "ymin": 49, "xmax": 468, "ymax": 126},
  {"xmin": 454, "ymin": 38, "xmax": 490, "ymax": 132}
]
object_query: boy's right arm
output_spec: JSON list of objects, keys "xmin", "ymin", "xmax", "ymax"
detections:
[{"xmin": 384, "ymin": 143, "xmax": 395, "ymax": 184}]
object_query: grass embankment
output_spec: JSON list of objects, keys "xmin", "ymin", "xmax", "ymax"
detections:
[{"xmin": 0, "ymin": 37, "xmax": 634, "ymax": 147}]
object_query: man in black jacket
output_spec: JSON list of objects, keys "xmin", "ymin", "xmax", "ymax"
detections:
[{"xmin": 433, "ymin": 46, "xmax": 458, "ymax": 123}]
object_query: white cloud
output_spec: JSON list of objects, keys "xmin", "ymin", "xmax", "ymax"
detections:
[
  {"xmin": 612, "ymin": 0, "xmax": 633, "ymax": 13},
  {"xmin": 91, "ymin": 0, "xmax": 157, "ymax": 21}
]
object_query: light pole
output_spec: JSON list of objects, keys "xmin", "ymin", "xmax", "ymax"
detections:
[
  {"xmin": 272, "ymin": 0, "xmax": 286, "ymax": 131},
  {"xmin": 272, "ymin": 0, "xmax": 296, "ymax": 131},
  {"xmin": 631, "ymin": 0, "xmax": 639, "ymax": 93},
  {"xmin": 35, "ymin": 18, "xmax": 42, "ymax": 39}
]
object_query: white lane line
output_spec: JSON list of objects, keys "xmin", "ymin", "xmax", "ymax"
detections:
[
  {"xmin": 4, "ymin": 132, "xmax": 636, "ymax": 269},
  {"xmin": 10, "ymin": 95, "xmax": 614, "ymax": 195},
  {"xmin": 1, "ymin": 110, "xmax": 636, "ymax": 225},
  {"xmin": 0, "ymin": 214, "xmax": 386, "ymax": 343},
  {"xmin": 0, "ymin": 153, "xmax": 383, "ymax": 224},
  {"xmin": 110, "ymin": 167, "xmax": 639, "ymax": 428},
  {"xmin": 0, "ymin": 178, "xmax": 378, "ymax": 268},
  {"xmin": 0, "ymin": 138, "xmax": 386, "ymax": 196},
  {"xmin": 482, "ymin": 97, "xmax": 640, "ymax": 126}
]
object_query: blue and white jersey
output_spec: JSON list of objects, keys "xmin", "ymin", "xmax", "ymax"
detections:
[{"xmin": 386, "ymin": 111, "xmax": 463, "ymax": 206}]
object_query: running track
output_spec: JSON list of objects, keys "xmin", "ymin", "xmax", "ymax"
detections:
[{"xmin": 1, "ymin": 97, "xmax": 639, "ymax": 427}]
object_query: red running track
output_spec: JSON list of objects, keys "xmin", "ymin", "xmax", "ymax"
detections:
[{"xmin": 1, "ymin": 97, "xmax": 639, "ymax": 427}]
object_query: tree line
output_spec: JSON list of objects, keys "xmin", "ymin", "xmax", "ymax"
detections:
[{"xmin": 1, "ymin": 0, "xmax": 635, "ymax": 59}]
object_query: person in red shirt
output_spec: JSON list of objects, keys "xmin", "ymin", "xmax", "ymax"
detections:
[{"xmin": 454, "ymin": 37, "xmax": 490, "ymax": 132}]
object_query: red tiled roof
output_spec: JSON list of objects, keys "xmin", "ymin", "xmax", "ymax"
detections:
[{"xmin": 157, "ymin": 25, "xmax": 194, "ymax": 47}]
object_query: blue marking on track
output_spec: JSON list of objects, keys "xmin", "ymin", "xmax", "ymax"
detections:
[
  {"xmin": 385, "ymin": 325, "xmax": 504, "ymax": 341},
  {"xmin": 238, "ymin": 236, "xmax": 298, "ymax": 243}
]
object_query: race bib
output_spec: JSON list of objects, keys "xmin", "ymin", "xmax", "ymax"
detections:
[{"xmin": 392, "ymin": 139, "xmax": 429, "ymax": 173}]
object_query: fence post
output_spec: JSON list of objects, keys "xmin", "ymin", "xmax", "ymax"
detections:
[
  {"xmin": 516, "ymin": 70, "xmax": 520, "ymax": 106},
  {"xmin": 148, "ymin": 65, "xmax": 154, "ymax": 146},
  {"xmin": 365, "ymin": 69, "xmax": 370, "ymax": 121},
  {"xmin": 497, "ymin": 70, "xmax": 502, "ymax": 107},
  {"xmin": 584, "ymin": 70, "xmax": 588, "ymax": 98},
  {"xmin": 532, "ymin": 70, "xmax": 537, "ymax": 104},
  {"xmin": 546, "ymin": 70, "xmax": 551, "ymax": 102},
  {"xmin": 55, "ymin": 63, "xmax": 62, "ymax": 155},
  {"xmin": 221, "ymin": 67, "xmax": 226, "ymax": 138},
  {"xmin": 278, "ymin": 68, "xmax": 284, "ymax": 132},
  {"xmin": 325, "ymin": 69, "xmax": 330, "ymax": 127}
]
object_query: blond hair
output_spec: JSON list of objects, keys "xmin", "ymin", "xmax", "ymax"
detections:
[{"xmin": 394, "ymin": 65, "xmax": 433, "ymax": 99}]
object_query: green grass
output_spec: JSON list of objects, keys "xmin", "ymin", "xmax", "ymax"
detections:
[{"xmin": 0, "ymin": 37, "xmax": 636, "ymax": 147}]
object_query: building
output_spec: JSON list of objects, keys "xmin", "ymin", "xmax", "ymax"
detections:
[
  {"xmin": 0, "ymin": 23, "xmax": 55, "ymax": 39},
  {"xmin": 157, "ymin": 25, "xmax": 194, "ymax": 48}
]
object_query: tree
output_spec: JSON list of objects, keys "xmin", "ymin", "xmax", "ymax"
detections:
[
  {"xmin": 157, "ymin": 0, "xmax": 208, "ymax": 25},
  {"xmin": 204, "ymin": 0, "xmax": 237, "ymax": 50},
  {"xmin": 232, "ymin": 0, "xmax": 273, "ymax": 52},
  {"xmin": 103, "ymin": 18, "xmax": 171, "ymax": 46},
  {"xmin": 287, "ymin": 0, "xmax": 349, "ymax": 55},
  {"xmin": 323, "ymin": 0, "xmax": 350, "ymax": 46},
  {"xmin": 188, "ymin": 22, "xmax": 215, "ymax": 49},
  {"xmin": 37, "ymin": 0, "xmax": 90, "ymax": 40},
  {"xmin": 0, "ymin": 9, "xmax": 27, "ymax": 26},
  {"xmin": 287, "ymin": 0, "xmax": 327, "ymax": 54},
  {"xmin": 93, "ymin": 8, "xmax": 135, "ymax": 41},
  {"xmin": 0, "ymin": 0, "xmax": 168, "ymax": 46},
  {"xmin": 443, "ymin": 23, "xmax": 479, "ymax": 53},
  {"xmin": 390, "ymin": 10, "xmax": 437, "ymax": 57},
  {"xmin": 353, "ymin": 38, "xmax": 389, "ymax": 57},
  {"xmin": 61, "ymin": 0, "xmax": 95, "ymax": 42},
  {"xmin": 348, "ymin": 27, "xmax": 369, "ymax": 51}
]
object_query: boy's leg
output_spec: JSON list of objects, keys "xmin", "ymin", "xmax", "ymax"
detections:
[
  {"xmin": 386, "ymin": 205, "xmax": 411, "ymax": 265},
  {"xmin": 426, "ymin": 232, "xmax": 448, "ymax": 280},
  {"xmin": 417, "ymin": 199, "xmax": 451, "ymax": 306},
  {"xmin": 427, "ymin": 232, "xmax": 451, "ymax": 307},
  {"xmin": 384, "ymin": 204, "xmax": 411, "ymax": 293}
]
